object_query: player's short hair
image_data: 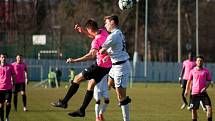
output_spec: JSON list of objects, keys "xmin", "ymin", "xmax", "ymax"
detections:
[
  {"xmin": 16, "ymin": 54, "xmax": 23, "ymax": 57},
  {"xmin": 85, "ymin": 19, "xmax": 98, "ymax": 32},
  {"xmin": 0, "ymin": 53, "xmax": 7, "ymax": 57},
  {"xmin": 196, "ymin": 55, "xmax": 204, "ymax": 60},
  {"xmin": 104, "ymin": 14, "xmax": 119, "ymax": 26}
]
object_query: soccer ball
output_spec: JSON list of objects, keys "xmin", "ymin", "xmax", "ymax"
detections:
[{"xmin": 118, "ymin": 0, "xmax": 133, "ymax": 10}]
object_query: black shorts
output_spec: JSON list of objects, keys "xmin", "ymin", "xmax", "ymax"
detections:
[
  {"xmin": 190, "ymin": 92, "xmax": 212, "ymax": 110},
  {"xmin": 0, "ymin": 90, "xmax": 12, "ymax": 103},
  {"xmin": 82, "ymin": 64, "xmax": 111, "ymax": 83},
  {"xmin": 182, "ymin": 80, "xmax": 187, "ymax": 89},
  {"xmin": 14, "ymin": 83, "xmax": 26, "ymax": 93}
]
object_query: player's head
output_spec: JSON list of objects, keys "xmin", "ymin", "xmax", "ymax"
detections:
[
  {"xmin": 196, "ymin": 55, "xmax": 204, "ymax": 68},
  {"xmin": 0, "ymin": 53, "xmax": 7, "ymax": 65},
  {"xmin": 85, "ymin": 19, "xmax": 99, "ymax": 35},
  {"xmin": 188, "ymin": 51, "xmax": 194, "ymax": 60},
  {"xmin": 104, "ymin": 14, "xmax": 119, "ymax": 32},
  {"xmin": 16, "ymin": 54, "xmax": 23, "ymax": 63}
]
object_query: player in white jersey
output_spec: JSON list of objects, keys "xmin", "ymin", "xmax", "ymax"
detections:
[
  {"xmin": 93, "ymin": 75, "xmax": 109, "ymax": 121},
  {"xmin": 100, "ymin": 15, "xmax": 131, "ymax": 121}
]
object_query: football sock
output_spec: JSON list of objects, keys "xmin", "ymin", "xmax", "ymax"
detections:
[
  {"xmin": 80, "ymin": 90, "xmax": 93, "ymax": 111},
  {"xmin": 14, "ymin": 94, "xmax": 18, "ymax": 110},
  {"xmin": 0, "ymin": 107, "xmax": 4, "ymax": 121},
  {"xmin": 62, "ymin": 82, "xmax": 79, "ymax": 104},
  {"xmin": 22, "ymin": 94, "xmax": 27, "ymax": 107},
  {"xmin": 121, "ymin": 104, "xmax": 130, "ymax": 121},
  {"xmin": 6, "ymin": 104, "xmax": 11, "ymax": 118},
  {"xmin": 208, "ymin": 117, "xmax": 212, "ymax": 121},
  {"xmin": 192, "ymin": 119, "xmax": 197, "ymax": 121},
  {"xmin": 100, "ymin": 103, "xmax": 108, "ymax": 114},
  {"xmin": 95, "ymin": 104, "xmax": 100, "ymax": 117}
]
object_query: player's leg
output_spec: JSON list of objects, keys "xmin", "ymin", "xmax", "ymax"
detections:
[
  {"xmin": 190, "ymin": 94, "xmax": 200, "ymax": 121},
  {"xmin": 0, "ymin": 93, "xmax": 5, "ymax": 121},
  {"xmin": 5, "ymin": 90, "xmax": 12, "ymax": 121},
  {"xmin": 20, "ymin": 83, "xmax": 27, "ymax": 111},
  {"xmin": 94, "ymin": 90, "xmax": 102, "ymax": 121},
  {"xmin": 181, "ymin": 80, "xmax": 188, "ymax": 109},
  {"xmin": 192, "ymin": 109, "xmax": 198, "ymax": 121},
  {"xmin": 68, "ymin": 65, "xmax": 110, "ymax": 117},
  {"xmin": 13, "ymin": 88, "xmax": 18, "ymax": 112},
  {"xmin": 51, "ymin": 73, "xmax": 85, "ymax": 108},
  {"xmin": 68, "ymin": 79, "xmax": 96, "ymax": 117},
  {"xmin": 201, "ymin": 92, "xmax": 212, "ymax": 121},
  {"xmin": 99, "ymin": 90, "xmax": 109, "ymax": 121}
]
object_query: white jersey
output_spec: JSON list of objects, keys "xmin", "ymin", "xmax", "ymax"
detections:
[
  {"xmin": 102, "ymin": 27, "xmax": 131, "ymax": 88},
  {"xmin": 102, "ymin": 28, "xmax": 130, "ymax": 63}
]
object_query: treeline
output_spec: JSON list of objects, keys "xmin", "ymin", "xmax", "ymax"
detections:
[{"xmin": 0, "ymin": 0, "xmax": 215, "ymax": 62}]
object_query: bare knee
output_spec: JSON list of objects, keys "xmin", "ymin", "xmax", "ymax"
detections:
[
  {"xmin": 73, "ymin": 73, "xmax": 85, "ymax": 84},
  {"xmin": 87, "ymin": 80, "xmax": 96, "ymax": 90}
]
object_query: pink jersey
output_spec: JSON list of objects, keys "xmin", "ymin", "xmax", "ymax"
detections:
[
  {"xmin": 182, "ymin": 60, "xmax": 196, "ymax": 80},
  {"xmin": 0, "ymin": 64, "xmax": 15, "ymax": 90},
  {"xmin": 12, "ymin": 62, "xmax": 27, "ymax": 83},
  {"xmin": 91, "ymin": 29, "xmax": 112, "ymax": 68},
  {"xmin": 189, "ymin": 67, "xmax": 212, "ymax": 95}
]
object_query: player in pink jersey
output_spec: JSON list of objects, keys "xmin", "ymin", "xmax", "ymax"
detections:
[
  {"xmin": 179, "ymin": 52, "xmax": 196, "ymax": 109},
  {"xmin": 12, "ymin": 54, "xmax": 28, "ymax": 112},
  {"xmin": 0, "ymin": 54, "xmax": 16, "ymax": 121},
  {"xmin": 51, "ymin": 19, "xmax": 112, "ymax": 118},
  {"xmin": 185, "ymin": 55, "xmax": 212, "ymax": 121}
]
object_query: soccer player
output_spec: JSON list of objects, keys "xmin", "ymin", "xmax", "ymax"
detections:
[
  {"xmin": 93, "ymin": 75, "xmax": 109, "ymax": 121},
  {"xmin": 179, "ymin": 52, "xmax": 196, "ymax": 109},
  {"xmin": 100, "ymin": 15, "xmax": 132, "ymax": 121},
  {"xmin": 185, "ymin": 55, "xmax": 213, "ymax": 121},
  {"xmin": 0, "ymin": 54, "xmax": 16, "ymax": 121},
  {"xmin": 12, "ymin": 54, "xmax": 28, "ymax": 112},
  {"xmin": 51, "ymin": 19, "xmax": 112, "ymax": 117}
]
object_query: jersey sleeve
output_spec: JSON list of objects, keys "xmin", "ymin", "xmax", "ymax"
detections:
[
  {"xmin": 102, "ymin": 35, "xmax": 114, "ymax": 49},
  {"xmin": 206, "ymin": 69, "xmax": 212, "ymax": 81},
  {"xmin": 188, "ymin": 70, "xmax": 193, "ymax": 81}
]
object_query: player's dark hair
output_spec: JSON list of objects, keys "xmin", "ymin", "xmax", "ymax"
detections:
[
  {"xmin": 16, "ymin": 54, "xmax": 23, "ymax": 57},
  {"xmin": 85, "ymin": 19, "xmax": 98, "ymax": 32},
  {"xmin": 0, "ymin": 53, "xmax": 7, "ymax": 57},
  {"xmin": 104, "ymin": 14, "xmax": 119, "ymax": 26},
  {"xmin": 196, "ymin": 55, "xmax": 204, "ymax": 60}
]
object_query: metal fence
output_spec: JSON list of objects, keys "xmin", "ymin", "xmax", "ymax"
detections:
[{"xmin": 7, "ymin": 59, "xmax": 215, "ymax": 82}]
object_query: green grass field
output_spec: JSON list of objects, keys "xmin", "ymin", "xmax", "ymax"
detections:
[{"xmin": 10, "ymin": 82, "xmax": 215, "ymax": 121}]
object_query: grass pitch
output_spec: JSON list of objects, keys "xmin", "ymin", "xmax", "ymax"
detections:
[{"xmin": 10, "ymin": 82, "xmax": 215, "ymax": 121}]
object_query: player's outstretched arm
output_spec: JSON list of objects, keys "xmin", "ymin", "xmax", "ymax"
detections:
[
  {"xmin": 66, "ymin": 49, "xmax": 97, "ymax": 63},
  {"xmin": 184, "ymin": 80, "xmax": 191, "ymax": 97}
]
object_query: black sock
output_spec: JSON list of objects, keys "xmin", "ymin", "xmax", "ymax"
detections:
[
  {"xmin": 192, "ymin": 119, "xmax": 197, "ymax": 121},
  {"xmin": 0, "ymin": 107, "xmax": 4, "ymax": 121},
  {"xmin": 80, "ymin": 90, "xmax": 93, "ymax": 111},
  {"xmin": 22, "ymin": 94, "xmax": 27, "ymax": 107},
  {"xmin": 14, "ymin": 94, "xmax": 18, "ymax": 110},
  {"xmin": 208, "ymin": 117, "xmax": 212, "ymax": 121},
  {"xmin": 62, "ymin": 82, "xmax": 79, "ymax": 104},
  {"xmin": 6, "ymin": 104, "xmax": 11, "ymax": 118}
]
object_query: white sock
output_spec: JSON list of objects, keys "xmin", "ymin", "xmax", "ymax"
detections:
[
  {"xmin": 121, "ymin": 104, "xmax": 130, "ymax": 121},
  {"xmin": 95, "ymin": 104, "xmax": 100, "ymax": 118},
  {"xmin": 99, "ymin": 103, "xmax": 108, "ymax": 114}
]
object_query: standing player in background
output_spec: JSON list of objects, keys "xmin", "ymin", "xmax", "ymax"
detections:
[
  {"xmin": 51, "ymin": 19, "xmax": 112, "ymax": 117},
  {"xmin": 185, "ymin": 55, "xmax": 213, "ymax": 121},
  {"xmin": 0, "ymin": 54, "xmax": 16, "ymax": 121},
  {"xmin": 12, "ymin": 54, "xmax": 28, "ymax": 112},
  {"xmin": 94, "ymin": 75, "xmax": 109, "ymax": 121},
  {"xmin": 179, "ymin": 52, "xmax": 196, "ymax": 110},
  {"xmin": 100, "ymin": 15, "xmax": 132, "ymax": 121}
]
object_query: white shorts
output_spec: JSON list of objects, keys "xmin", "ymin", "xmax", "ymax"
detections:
[
  {"xmin": 93, "ymin": 90, "xmax": 109, "ymax": 101},
  {"xmin": 109, "ymin": 61, "xmax": 131, "ymax": 88}
]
